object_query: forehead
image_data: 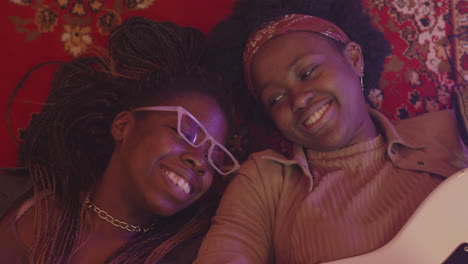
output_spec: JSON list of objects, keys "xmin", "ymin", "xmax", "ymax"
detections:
[
  {"xmin": 151, "ymin": 92, "xmax": 228, "ymax": 141},
  {"xmin": 250, "ymin": 32, "xmax": 340, "ymax": 88},
  {"xmin": 255, "ymin": 31, "xmax": 336, "ymax": 58},
  {"xmin": 251, "ymin": 32, "xmax": 337, "ymax": 71}
]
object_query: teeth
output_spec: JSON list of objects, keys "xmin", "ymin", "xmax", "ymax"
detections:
[
  {"xmin": 304, "ymin": 103, "xmax": 330, "ymax": 126},
  {"xmin": 163, "ymin": 168, "xmax": 191, "ymax": 194}
]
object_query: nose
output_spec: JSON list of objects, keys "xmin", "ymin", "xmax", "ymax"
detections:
[
  {"xmin": 291, "ymin": 86, "xmax": 314, "ymax": 112},
  {"xmin": 181, "ymin": 148, "xmax": 208, "ymax": 176}
]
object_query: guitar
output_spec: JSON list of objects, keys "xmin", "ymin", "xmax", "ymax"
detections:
[{"xmin": 323, "ymin": 168, "xmax": 468, "ymax": 264}]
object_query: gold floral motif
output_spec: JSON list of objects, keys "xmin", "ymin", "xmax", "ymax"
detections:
[
  {"xmin": 61, "ymin": 25, "xmax": 93, "ymax": 57},
  {"xmin": 372, "ymin": 0, "xmax": 387, "ymax": 10},
  {"xmin": 9, "ymin": 0, "xmax": 32, "ymax": 6},
  {"xmin": 89, "ymin": 0, "xmax": 104, "ymax": 12},
  {"xmin": 71, "ymin": 1, "xmax": 87, "ymax": 16},
  {"xmin": 11, "ymin": 0, "xmax": 156, "ymax": 56},
  {"xmin": 35, "ymin": 7, "xmax": 58, "ymax": 33},
  {"xmin": 368, "ymin": 88, "xmax": 384, "ymax": 110},
  {"xmin": 437, "ymin": 85, "xmax": 452, "ymax": 106},
  {"xmin": 124, "ymin": 0, "xmax": 155, "ymax": 10},
  {"xmin": 97, "ymin": 10, "xmax": 122, "ymax": 35},
  {"xmin": 408, "ymin": 71, "xmax": 421, "ymax": 87},
  {"xmin": 57, "ymin": 0, "xmax": 70, "ymax": 9},
  {"xmin": 424, "ymin": 97, "xmax": 440, "ymax": 112}
]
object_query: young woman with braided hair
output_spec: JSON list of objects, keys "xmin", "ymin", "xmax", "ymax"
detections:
[
  {"xmin": 194, "ymin": 0, "xmax": 468, "ymax": 263},
  {"xmin": 0, "ymin": 16, "xmax": 239, "ymax": 263}
]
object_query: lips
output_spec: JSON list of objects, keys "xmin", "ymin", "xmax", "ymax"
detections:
[
  {"xmin": 161, "ymin": 166, "xmax": 193, "ymax": 197},
  {"xmin": 301, "ymin": 101, "xmax": 332, "ymax": 129}
]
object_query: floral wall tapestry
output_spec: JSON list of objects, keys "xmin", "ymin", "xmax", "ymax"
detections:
[{"xmin": 1, "ymin": 0, "xmax": 467, "ymax": 166}]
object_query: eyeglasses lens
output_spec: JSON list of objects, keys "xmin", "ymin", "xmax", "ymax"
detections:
[
  {"xmin": 180, "ymin": 113, "xmax": 236, "ymax": 174},
  {"xmin": 180, "ymin": 113, "xmax": 207, "ymax": 145}
]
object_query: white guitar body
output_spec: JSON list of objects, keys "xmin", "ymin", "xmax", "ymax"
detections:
[{"xmin": 323, "ymin": 168, "xmax": 468, "ymax": 264}]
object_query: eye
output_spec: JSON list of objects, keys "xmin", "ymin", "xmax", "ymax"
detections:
[
  {"xmin": 268, "ymin": 93, "xmax": 285, "ymax": 106},
  {"xmin": 300, "ymin": 65, "xmax": 318, "ymax": 80},
  {"xmin": 211, "ymin": 148, "xmax": 224, "ymax": 163},
  {"xmin": 209, "ymin": 154, "xmax": 225, "ymax": 173},
  {"xmin": 182, "ymin": 130, "xmax": 197, "ymax": 143},
  {"xmin": 170, "ymin": 127, "xmax": 186, "ymax": 142}
]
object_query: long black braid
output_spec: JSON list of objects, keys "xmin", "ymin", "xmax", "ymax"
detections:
[{"xmin": 17, "ymin": 16, "xmax": 230, "ymax": 264}]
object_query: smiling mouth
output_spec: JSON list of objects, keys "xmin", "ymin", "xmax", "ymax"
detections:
[
  {"xmin": 161, "ymin": 167, "xmax": 191, "ymax": 195},
  {"xmin": 303, "ymin": 102, "xmax": 331, "ymax": 127}
]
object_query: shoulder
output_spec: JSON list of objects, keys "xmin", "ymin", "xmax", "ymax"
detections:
[
  {"xmin": 238, "ymin": 149, "xmax": 294, "ymax": 179},
  {"xmin": 392, "ymin": 110, "xmax": 462, "ymax": 145},
  {"xmin": 393, "ymin": 110, "xmax": 460, "ymax": 140},
  {"xmin": 392, "ymin": 109, "xmax": 457, "ymax": 129},
  {"xmin": 0, "ymin": 194, "xmax": 29, "ymax": 264},
  {"xmin": 0, "ymin": 216, "xmax": 28, "ymax": 263},
  {"xmin": 245, "ymin": 149, "xmax": 288, "ymax": 163},
  {"xmin": 0, "ymin": 170, "xmax": 32, "ymax": 219},
  {"xmin": 233, "ymin": 148, "xmax": 306, "ymax": 194}
]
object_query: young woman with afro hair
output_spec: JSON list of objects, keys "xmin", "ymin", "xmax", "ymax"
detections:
[{"xmin": 194, "ymin": 0, "xmax": 468, "ymax": 263}]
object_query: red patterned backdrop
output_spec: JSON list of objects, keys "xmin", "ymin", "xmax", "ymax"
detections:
[
  {"xmin": 1, "ymin": 0, "xmax": 467, "ymax": 166},
  {"xmin": 1, "ymin": 0, "xmax": 235, "ymax": 167}
]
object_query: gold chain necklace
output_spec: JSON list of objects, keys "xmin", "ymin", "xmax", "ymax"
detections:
[{"xmin": 84, "ymin": 198, "xmax": 155, "ymax": 233}]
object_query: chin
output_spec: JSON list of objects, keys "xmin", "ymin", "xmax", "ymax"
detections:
[
  {"xmin": 154, "ymin": 207, "xmax": 180, "ymax": 217},
  {"xmin": 147, "ymin": 201, "xmax": 182, "ymax": 217}
]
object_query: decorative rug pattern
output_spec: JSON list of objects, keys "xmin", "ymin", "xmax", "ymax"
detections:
[
  {"xmin": 1, "ymin": 0, "xmax": 466, "ymax": 166},
  {"xmin": 8, "ymin": 0, "xmax": 155, "ymax": 57},
  {"xmin": 452, "ymin": 0, "xmax": 468, "ymax": 87},
  {"xmin": 365, "ymin": 0, "xmax": 456, "ymax": 120}
]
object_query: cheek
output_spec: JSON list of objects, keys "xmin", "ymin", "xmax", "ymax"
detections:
[
  {"xmin": 270, "ymin": 107, "xmax": 292, "ymax": 129},
  {"xmin": 201, "ymin": 174, "xmax": 214, "ymax": 193},
  {"xmin": 192, "ymin": 173, "xmax": 214, "ymax": 202},
  {"xmin": 146, "ymin": 131, "xmax": 181, "ymax": 153}
]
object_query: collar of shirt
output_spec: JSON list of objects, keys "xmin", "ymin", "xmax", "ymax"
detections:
[{"xmin": 258, "ymin": 109, "xmax": 425, "ymax": 192}]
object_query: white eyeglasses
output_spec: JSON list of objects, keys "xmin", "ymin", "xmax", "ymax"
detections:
[{"xmin": 134, "ymin": 106, "xmax": 240, "ymax": 175}]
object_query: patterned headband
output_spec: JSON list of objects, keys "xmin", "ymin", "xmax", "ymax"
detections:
[{"xmin": 243, "ymin": 14, "xmax": 351, "ymax": 98}]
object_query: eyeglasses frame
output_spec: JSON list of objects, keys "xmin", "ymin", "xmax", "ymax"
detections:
[{"xmin": 133, "ymin": 105, "xmax": 240, "ymax": 175}]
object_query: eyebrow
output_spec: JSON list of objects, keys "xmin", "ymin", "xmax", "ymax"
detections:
[
  {"xmin": 258, "ymin": 53, "xmax": 316, "ymax": 94},
  {"xmin": 288, "ymin": 54, "xmax": 305, "ymax": 71}
]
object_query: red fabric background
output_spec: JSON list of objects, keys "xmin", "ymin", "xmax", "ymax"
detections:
[
  {"xmin": 1, "ymin": 0, "xmax": 465, "ymax": 166},
  {"xmin": 1, "ymin": 0, "xmax": 235, "ymax": 167}
]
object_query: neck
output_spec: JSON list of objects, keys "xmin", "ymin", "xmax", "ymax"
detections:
[
  {"xmin": 348, "ymin": 112, "xmax": 378, "ymax": 147},
  {"xmin": 88, "ymin": 157, "xmax": 155, "ymax": 235}
]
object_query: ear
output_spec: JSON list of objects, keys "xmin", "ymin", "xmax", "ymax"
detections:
[
  {"xmin": 343, "ymin": 42, "xmax": 365, "ymax": 77},
  {"xmin": 111, "ymin": 111, "xmax": 134, "ymax": 142}
]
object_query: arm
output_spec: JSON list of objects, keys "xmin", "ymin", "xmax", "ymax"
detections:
[{"xmin": 194, "ymin": 158, "xmax": 276, "ymax": 264}]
